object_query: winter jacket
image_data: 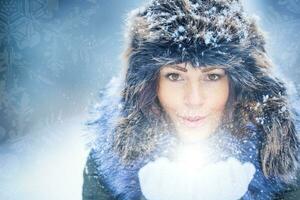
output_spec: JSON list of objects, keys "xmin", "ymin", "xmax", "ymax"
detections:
[{"xmin": 82, "ymin": 153, "xmax": 300, "ymax": 200}]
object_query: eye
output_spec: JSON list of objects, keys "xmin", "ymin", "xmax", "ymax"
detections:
[
  {"xmin": 206, "ymin": 74, "xmax": 222, "ymax": 81},
  {"xmin": 165, "ymin": 73, "xmax": 183, "ymax": 81}
]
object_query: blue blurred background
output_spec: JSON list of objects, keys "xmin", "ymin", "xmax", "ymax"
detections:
[{"xmin": 0, "ymin": 0, "xmax": 299, "ymax": 199}]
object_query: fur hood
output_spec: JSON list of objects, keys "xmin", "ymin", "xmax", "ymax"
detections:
[{"xmin": 87, "ymin": 0, "xmax": 300, "ymax": 198}]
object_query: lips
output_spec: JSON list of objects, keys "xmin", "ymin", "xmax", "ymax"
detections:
[{"xmin": 178, "ymin": 115, "xmax": 207, "ymax": 128}]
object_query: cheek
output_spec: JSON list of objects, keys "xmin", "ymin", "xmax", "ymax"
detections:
[
  {"xmin": 205, "ymin": 80, "xmax": 229, "ymax": 113},
  {"xmin": 157, "ymin": 80, "xmax": 183, "ymax": 113}
]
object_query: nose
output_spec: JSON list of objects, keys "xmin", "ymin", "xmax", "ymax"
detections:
[{"xmin": 184, "ymin": 81, "xmax": 205, "ymax": 107}]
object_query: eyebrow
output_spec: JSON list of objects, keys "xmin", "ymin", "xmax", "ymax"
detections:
[
  {"xmin": 201, "ymin": 67, "xmax": 219, "ymax": 72},
  {"xmin": 167, "ymin": 65, "xmax": 188, "ymax": 72}
]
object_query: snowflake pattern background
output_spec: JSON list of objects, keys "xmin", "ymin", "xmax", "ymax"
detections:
[{"xmin": 0, "ymin": 0, "xmax": 299, "ymax": 199}]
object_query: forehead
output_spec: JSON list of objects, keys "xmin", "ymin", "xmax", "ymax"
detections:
[{"xmin": 161, "ymin": 63, "xmax": 225, "ymax": 72}]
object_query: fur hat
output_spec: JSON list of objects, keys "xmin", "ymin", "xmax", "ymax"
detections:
[{"xmin": 113, "ymin": 0, "xmax": 299, "ymax": 182}]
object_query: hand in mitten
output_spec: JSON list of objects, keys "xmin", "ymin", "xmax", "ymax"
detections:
[{"xmin": 138, "ymin": 156, "xmax": 255, "ymax": 200}]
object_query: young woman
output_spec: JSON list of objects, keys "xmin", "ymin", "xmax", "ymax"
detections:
[{"xmin": 82, "ymin": 0, "xmax": 300, "ymax": 199}]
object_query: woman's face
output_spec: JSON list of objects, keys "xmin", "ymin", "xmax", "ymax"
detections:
[{"xmin": 157, "ymin": 63, "xmax": 229, "ymax": 142}]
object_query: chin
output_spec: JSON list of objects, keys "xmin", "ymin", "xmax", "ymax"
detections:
[{"xmin": 177, "ymin": 127, "xmax": 213, "ymax": 142}]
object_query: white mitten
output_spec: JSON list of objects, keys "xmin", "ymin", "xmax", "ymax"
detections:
[{"xmin": 138, "ymin": 155, "xmax": 255, "ymax": 200}]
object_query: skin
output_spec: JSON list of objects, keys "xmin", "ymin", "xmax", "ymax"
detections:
[{"xmin": 157, "ymin": 62, "xmax": 229, "ymax": 143}]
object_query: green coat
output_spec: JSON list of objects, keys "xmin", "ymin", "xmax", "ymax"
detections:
[{"xmin": 82, "ymin": 155, "xmax": 114, "ymax": 200}]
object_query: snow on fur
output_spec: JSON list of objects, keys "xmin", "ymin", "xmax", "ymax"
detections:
[{"xmin": 128, "ymin": 0, "xmax": 256, "ymax": 51}]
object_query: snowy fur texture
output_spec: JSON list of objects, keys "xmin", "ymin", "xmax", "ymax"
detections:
[{"xmin": 115, "ymin": 0, "xmax": 300, "ymax": 180}]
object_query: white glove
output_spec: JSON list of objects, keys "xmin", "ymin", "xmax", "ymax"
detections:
[{"xmin": 138, "ymin": 156, "xmax": 255, "ymax": 200}]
